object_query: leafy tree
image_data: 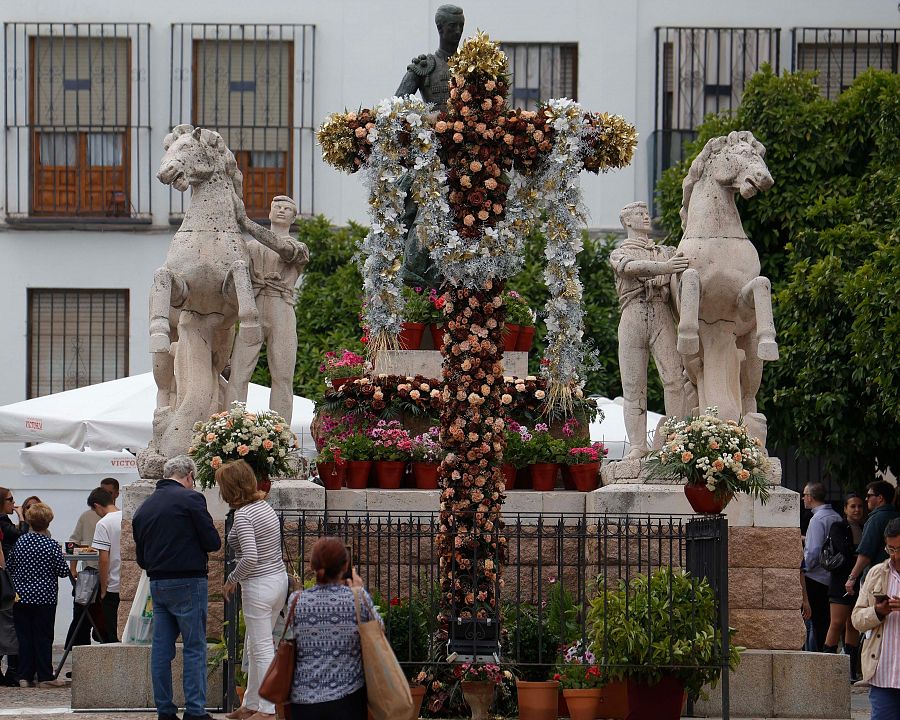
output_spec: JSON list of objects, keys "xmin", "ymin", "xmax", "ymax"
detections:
[{"xmin": 655, "ymin": 67, "xmax": 900, "ymax": 485}]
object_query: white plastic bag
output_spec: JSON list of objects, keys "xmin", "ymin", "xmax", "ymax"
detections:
[{"xmin": 123, "ymin": 570, "xmax": 153, "ymax": 644}]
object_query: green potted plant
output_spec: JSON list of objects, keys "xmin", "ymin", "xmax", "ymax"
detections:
[
  {"xmin": 315, "ymin": 444, "xmax": 346, "ymax": 490},
  {"xmin": 319, "ymin": 348, "xmax": 366, "ymax": 390},
  {"xmin": 368, "ymin": 420, "xmax": 413, "ymax": 488},
  {"xmin": 410, "ymin": 426, "xmax": 442, "ymax": 489},
  {"xmin": 521, "ymin": 423, "xmax": 567, "ymax": 491},
  {"xmin": 335, "ymin": 433, "xmax": 375, "ymax": 489},
  {"xmin": 502, "ymin": 423, "xmax": 531, "ymax": 490},
  {"xmin": 505, "ymin": 290, "xmax": 535, "ymax": 352},
  {"xmin": 561, "ymin": 440, "xmax": 608, "ymax": 492},
  {"xmin": 587, "ymin": 567, "xmax": 740, "ymax": 720},
  {"xmin": 401, "ymin": 285, "xmax": 432, "ymax": 349},
  {"xmin": 553, "ymin": 641, "xmax": 606, "ymax": 720},
  {"xmin": 427, "ymin": 288, "xmax": 448, "ymax": 348},
  {"xmin": 645, "ymin": 407, "xmax": 770, "ymax": 513}
]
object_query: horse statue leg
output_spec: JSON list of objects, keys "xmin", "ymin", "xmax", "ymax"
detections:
[
  {"xmin": 676, "ymin": 267, "xmax": 701, "ymax": 356},
  {"xmin": 149, "ymin": 267, "xmax": 187, "ymax": 353},
  {"xmin": 737, "ymin": 329, "xmax": 768, "ymax": 446},
  {"xmin": 740, "ymin": 275, "xmax": 779, "ymax": 361}
]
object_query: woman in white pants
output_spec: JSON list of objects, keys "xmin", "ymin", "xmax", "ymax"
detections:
[{"xmin": 217, "ymin": 460, "xmax": 288, "ymax": 720}]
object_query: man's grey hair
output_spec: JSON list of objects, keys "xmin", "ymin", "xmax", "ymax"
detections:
[
  {"xmin": 163, "ymin": 455, "xmax": 196, "ymax": 480},
  {"xmin": 804, "ymin": 481, "xmax": 827, "ymax": 503}
]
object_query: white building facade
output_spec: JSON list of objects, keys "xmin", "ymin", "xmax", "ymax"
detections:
[{"xmin": 1, "ymin": 0, "xmax": 897, "ymax": 478}]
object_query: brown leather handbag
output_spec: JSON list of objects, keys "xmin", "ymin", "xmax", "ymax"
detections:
[{"xmin": 258, "ymin": 592, "xmax": 300, "ymax": 704}]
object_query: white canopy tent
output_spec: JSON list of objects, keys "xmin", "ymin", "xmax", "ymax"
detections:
[
  {"xmin": 0, "ymin": 372, "xmax": 316, "ymax": 454},
  {"xmin": 589, "ymin": 396, "xmax": 665, "ymax": 460}
]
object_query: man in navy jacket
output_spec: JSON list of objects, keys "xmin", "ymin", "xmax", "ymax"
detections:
[{"xmin": 132, "ymin": 455, "xmax": 221, "ymax": 720}]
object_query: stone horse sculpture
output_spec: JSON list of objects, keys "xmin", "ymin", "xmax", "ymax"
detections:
[
  {"xmin": 674, "ymin": 130, "xmax": 777, "ymax": 444},
  {"xmin": 149, "ymin": 125, "xmax": 262, "ymax": 461}
]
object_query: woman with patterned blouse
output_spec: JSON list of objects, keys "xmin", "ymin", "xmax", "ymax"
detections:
[
  {"xmin": 8, "ymin": 502, "xmax": 69, "ymax": 687},
  {"xmin": 288, "ymin": 537, "xmax": 381, "ymax": 720}
]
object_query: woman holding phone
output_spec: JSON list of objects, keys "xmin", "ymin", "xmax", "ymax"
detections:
[
  {"xmin": 288, "ymin": 537, "xmax": 381, "ymax": 720},
  {"xmin": 217, "ymin": 460, "xmax": 288, "ymax": 720}
]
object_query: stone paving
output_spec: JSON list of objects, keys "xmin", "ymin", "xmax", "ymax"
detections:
[{"xmin": 0, "ymin": 685, "xmax": 874, "ymax": 720}]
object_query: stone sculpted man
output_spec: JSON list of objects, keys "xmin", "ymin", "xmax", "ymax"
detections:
[
  {"xmin": 610, "ymin": 201, "xmax": 689, "ymax": 459},
  {"xmin": 395, "ymin": 4, "xmax": 465, "ymax": 289},
  {"xmin": 228, "ymin": 195, "xmax": 309, "ymax": 424}
]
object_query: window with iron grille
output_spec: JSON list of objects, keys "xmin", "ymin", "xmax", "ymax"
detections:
[
  {"xmin": 170, "ymin": 24, "xmax": 316, "ymax": 221},
  {"xmin": 792, "ymin": 28, "xmax": 900, "ymax": 99},
  {"xmin": 651, "ymin": 27, "xmax": 780, "ymax": 213},
  {"xmin": 499, "ymin": 43, "xmax": 577, "ymax": 111},
  {"xmin": 3, "ymin": 23, "xmax": 151, "ymax": 220},
  {"xmin": 27, "ymin": 289, "xmax": 129, "ymax": 399}
]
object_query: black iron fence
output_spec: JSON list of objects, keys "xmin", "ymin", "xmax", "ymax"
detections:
[{"xmin": 223, "ymin": 510, "xmax": 729, "ymax": 717}]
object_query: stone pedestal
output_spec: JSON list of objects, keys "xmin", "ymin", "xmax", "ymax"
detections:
[{"xmin": 593, "ymin": 457, "xmax": 804, "ymax": 652}]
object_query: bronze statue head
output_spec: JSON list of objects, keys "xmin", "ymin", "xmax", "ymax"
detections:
[{"xmin": 435, "ymin": 5, "xmax": 464, "ymax": 52}]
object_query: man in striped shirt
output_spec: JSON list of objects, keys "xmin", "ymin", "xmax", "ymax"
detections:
[{"xmin": 852, "ymin": 518, "xmax": 900, "ymax": 719}]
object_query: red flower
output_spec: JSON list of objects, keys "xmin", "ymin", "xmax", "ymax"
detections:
[{"xmin": 390, "ymin": 597, "xmax": 401, "ymax": 607}]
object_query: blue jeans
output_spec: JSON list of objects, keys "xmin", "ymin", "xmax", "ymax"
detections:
[
  {"xmin": 871, "ymin": 686, "xmax": 900, "ymax": 720},
  {"xmin": 150, "ymin": 578, "xmax": 208, "ymax": 717}
]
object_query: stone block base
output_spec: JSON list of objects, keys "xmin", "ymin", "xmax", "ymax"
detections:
[
  {"xmin": 694, "ymin": 649, "xmax": 850, "ymax": 718},
  {"xmin": 71, "ymin": 642, "xmax": 223, "ymax": 710}
]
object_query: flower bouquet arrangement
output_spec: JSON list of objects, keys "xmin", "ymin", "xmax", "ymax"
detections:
[
  {"xmin": 319, "ymin": 349, "xmax": 366, "ymax": 388},
  {"xmin": 453, "ymin": 662, "xmax": 511, "ymax": 685},
  {"xmin": 189, "ymin": 402, "xmax": 296, "ymax": 489},
  {"xmin": 553, "ymin": 641, "xmax": 606, "ymax": 689},
  {"xmin": 645, "ymin": 407, "xmax": 770, "ymax": 505}
]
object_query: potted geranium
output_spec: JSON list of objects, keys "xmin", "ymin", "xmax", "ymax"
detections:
[
  {"xmin": 319, "ymin": 349, "xmax": 366, "ymax": 390},
  {"xmin": 504, "ymin": 290, "xmax": 534, "ymax": 352},
  {"xmin": 553, "ymin": 641, "xmax": 607, "ymax": 720},
  {"xmin": 335, "ymin": 433, "xmax": 375, "ymax": 489},
  {"xmin": 521, "ymin": 423, "xmax": 567, "ymax": 491},
  {"xmin": 502, "ymin": 422, "xmax": 532, "ymax": 490},
  {"xmin": 645, "ymin": 408, "xmax": 770, "ymax": 513},
  {"xmin": 189, "ymin": 402, "xmax": 296, "ymax": 492},
  {"xmin": 427, "ymin": 288, "xmax": 447, "ymax": 349},
  {"xmin": 315, "ymin": 445, "xmax": 346, "ymax": 490},
  {"xmin": 453, "ymin": 662, "xmax": 510, "ymax": 720},
  {"xmin": 587, "ymin": 567, "xmax": 740, "ymax": 720},
  {"xmin": 562, "ymin": 441, "xmax": 608, "ymax": 492},
  {"xmin": 410, "ymin": 426, "xmax": 442, "ymax": 489},
  {"xmin": 368, "ymin": 420, "xmax": 413, "ymax": 489},
  {"xmin": 400, "ymin": 286, "xmax": 432, "ymax": 350}
]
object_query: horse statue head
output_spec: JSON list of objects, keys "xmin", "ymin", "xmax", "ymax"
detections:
[
  {"xmin": 680, "ymin": 130, "xmax": 773, "ymax": 230},
  {"xmin": 158, "ymin": 124, "xmax": 244, "ymax": 199}
]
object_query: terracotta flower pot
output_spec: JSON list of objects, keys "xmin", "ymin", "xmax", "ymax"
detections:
[
  {"xmin": 530, "ymin": 463, "xmax": 560, "ymax": 491},
  {"xmin": 625, "ymin": 676, "xmax": 683, "ymax": 720},
  {"xmin": 562, "ymin": 688, "xmax": 602, "ymax": 720},
  {"xmin": 516, "ymin": 679, "xmax": 559, "ymax": 720},
  {"xmin": 501, "ymin": 463, "xmax": 517, "ymax": 490},
  {"xmin": 345, "ymin": 460, "xmax": 372, "ymax": 489},
  {"xmin": 330, "ymin": 376, "xmax": 354, "ymax": 391},
  {"xmin": 461, "ymin": 680, "xmax": 495, "ymax": 720},
  {"xmin": 374, "ymin": 460, "xmax": 406, "ymax": 489},
  {"xmin": 429, "ymin": 323, "xmax": 446, "ymax": 350},
  {"xmin": 399, "ymin": 321, "xmax": 426, "ymax": 350},
  {"xmin": 684, "ymin": 483, "xmax": 732, "ymax": 513},
  {"xmin": 316, "ymin": 461, "xmax": 346, "ymax": 490},
  {"xmin": 504, "ymin": 322, "xmax": 521, "ymax": 351},
  {"xmin": 567, "ymin": 462, "xmax": 600, "ymax": 492},
  {"xmin": 412, "ymin": 462, "xmax": 440, "ymax": 489},
  {"xmin": 598, "ymin": 680, "xmax": 629, "ymax": 719},
  {"xmin": 516, "ymin": 325, "xmax": 536, "ymax": 352},
  {"xmin": 410, "ymin": 684, "xmax": 426, "ymax": 719}
]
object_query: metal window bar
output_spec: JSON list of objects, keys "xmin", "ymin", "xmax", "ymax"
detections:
[
  {"xmin": 499, "ymin": 43, "xmax": 578, "ymax": 111},
  {"xmin": 222, "ymin": 510, "xmax": 729, "ymax": 717},
  {"xmin": 3, "ymin": 22, "xmax": 151, "ymax": 221},
  {"xmin": 791, "ymin": 27, "xmax": 900, "ymax": 100},
  {"xmin": 650, "ymin": 26, "xmax": 780, "ymax": 215},
  {"xmin": 26, "ymin": 288, "xmax": 129, "ymax": 399},
  {"xmin": 168, "ymin": 23, "xmax": 316, "ymax": 222}
]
